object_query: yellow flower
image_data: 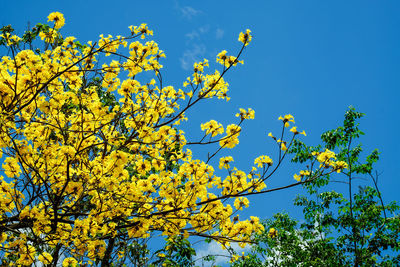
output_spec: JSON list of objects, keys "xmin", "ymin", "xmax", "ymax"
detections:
[
  {"xmin": 136, "ymin": 160, "xmax": 152, "ymax": 175},
  {"xmin": 39, "ymin": 28, "xmax": 59, "ymax": 43},
  {"xmin": 0, "ymin": 33, "xmax": 21, "ymax": 45},
  {"xmin": 268, "ymin": 132, "xmax": 277, "ymax": 141},
  {"xmin": 62, "ymin": 257, "xmax": 78, "ymax": 267},
  {"xmin": 236, "ymin": 108, "xmax": 255, "ymax": 120},
  {"xmin": 216, "ymin": 50, "xmax": 228, "ymax": 64},
  {"xmin": 47, "ymin": 12, "xmax": 65, "ymax": 29},
  {"xmin": 254, "ymin": 155, "xmax": 273, "ymax": 167},
  {"xmin": 38, "ymin": 252, "xmax": 53, "ymax": 264},
  {"xmin": 193, "ymin": 59, "xmax": 208, "ymax": 72},
  {"xmin": 234, "ymin": 197, "xmax": 249, "ymax": 210},
  {"xmin": 316, "ymin": 149, "xmax": 336, "ymax": 164},
  {"xmin": 300, "ymin": 170, "xmax": 310, "ymax": 176},
  {"xmin": 201, "ymin": 120, "xmax": 224, "ymax": 137},
  {"xmin": 294, "ymin": 170, "xmax": 310, "ymax": 182},
  {"xmin": 16, "ymin": 245, "xmax": 36, "ymax": 265},
  {"xmin": 0, "ymin": 232, "xmax": 7, "ymax": 243},
  {"xmin": 3, "ymin": 157, "xmax": 22, "ymax": 178},
  {"xmin": 230, "ymin": 254, "xmax": 240, "ymax": 263},
  {"xmin": 280, "ymin": 142, "xmax": 287, "ymax": 151},
  {"xmin": 63, "ymin": 36, "xmax": 76, "ymax": 47},
  {"xmin": 183, "ymin": 230, "xmax": 190, "ymax": 239},
  {"xmin": 278, "ymin": 114, "xmax": 295, "ymax": 127},
  {"xmin": 268, "ymin": 228, "xmax": 278, "ymax": 238},
  {"xmin": 238, "ymin": 29, "xmax": 252, "ymax": 46},
  {"xmin": 132, "ymin": 23, "xmax": 153, "ymax": 39},
  {"xmin": 290, "ymin": 126, "xmax": 306, "ymax": 136},
  {"xmin": 220, "ymin": 124, "xmax": 241, "ymax": 148},
  {"xmin": 331, "ymin": 160, "xmax": 348, "ymax": 173},
  {"xmin": 219, "ymin": 156, "xmax": 234, "ymax": 169}
]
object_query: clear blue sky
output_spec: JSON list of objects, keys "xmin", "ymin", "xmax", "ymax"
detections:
[{"xmin": 2, "ymin": 0, "xmax": 399, "ymax": 264}]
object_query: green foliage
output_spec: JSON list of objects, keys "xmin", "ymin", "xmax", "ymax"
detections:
[
  {"xmin": 233, "ymin": 107, "xmax": 400, "ymax": 266},
  {"xmin": 152, "ymin": 236, "xmax": 196, "ymax": 267}
]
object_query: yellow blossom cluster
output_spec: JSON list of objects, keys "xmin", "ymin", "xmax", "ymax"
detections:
[
  {"xmin": 268, "ymin": 114, "xmax": 306, "ymax": 152},
  {"xmin": 234, "ymin": 197, "xmax": 250, "ymax": 210},
  {"xmin": 39, "ymin": 28, "xmax": 57, "ymax": 43},
  {"xmin": 220, "ymin": 124, "xmax": 241, "ymax": 148},
  {"xmin": 293, "ymin": 149, "xmax": 348, "ymax": 182},
  {"xmin": 38, "ymin": 252, "xmax": 53, "ymax": 265},
  {"xmin": 290, "ymin": 126, "xmax": 306, "ymax": 136},
  {"xmin": 293, "ymin": 170, "xmax": 311, "ymax": 182},
  {"xmin": 219, "ymin": 156, "xmax": 234, "ymax": 169},
  {"xmin": 313, "ymin": 149, "xmax": 348, "ymax": 172},
  {"xmin": 201, "ymin": 120, "xmax": 224, "ymax": 137},
  {"xmin": 0, "ymin": 32, "xmax": 21, "ymax": 46},
  {"xmin": 254, "ymin": 155, "xmax": 273, "ymax": 168},
  {"xmin": 216, "ymin": 50, "xmax": 244, "ymax": 68},
  {"xmin": 238, "ymin": 29, "xmax": 252, "ymax": 46},
  {"xmin": 235, "ymin": 108, "xmax": 255, "ymax": 120},
  {"xmin": 47, "ymin": 11, "xmax": 65, "ymax": 29},
  {"xmin": 200, "ymin": 70, "xmax": 230, "ymax": 100},
  {"xmin": 279, "ymin": 114, "xmax": 295, "ymax": 127},
  {"xmin": 129, "ymin": 23, "xmax": 154, "ymax": 39},
  {"xmin": 268, "ymin": 227, "xmax": 278, "ymax": 238}
]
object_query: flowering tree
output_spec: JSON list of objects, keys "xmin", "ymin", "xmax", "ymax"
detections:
[{"xmin": 0, "ymin": 13, "xmax": 347, "ymax": 266}]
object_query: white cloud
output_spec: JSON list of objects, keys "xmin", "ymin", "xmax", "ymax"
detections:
[
  {"xmin": 185, "ymin": 25, "xmax": 210, "ymax": 42},
  {"xmin": 179, "ymin": 6, "xmax": 201, "ymax": 20},
  {"xmin": 180, "ymin": 44, "xmax": 206, "ymax": 70},
  {"xmin": 185, "ymin": 30, "xmax": 200, "ymax": 41},
  {"xmin": 194, "ymin": 241, "xmax": 250, "ymax": 267},
  {"xmin": 216, "ymin": 28, "xmax": 224, "ymax": 40},
  {"xmin": 199, "ymin": 25, "xmax": 210, "ymax": 34},
  {"xmin": 180, "ymin": 23, "xmax": 224, "ymax": 70},
  {"xmin": 174, "ymin": 0, "xmax": 202, "ymax": 20}
]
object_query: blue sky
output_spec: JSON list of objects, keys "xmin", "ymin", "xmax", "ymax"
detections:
[{"xmin": 2, "ymin": 0, "xmax": 400, "ymax": 264}]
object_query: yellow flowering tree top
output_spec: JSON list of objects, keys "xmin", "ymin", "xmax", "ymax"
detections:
[{"xmin": 0, "ymin": 13, "xmax": 345, "ymax": 266}]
